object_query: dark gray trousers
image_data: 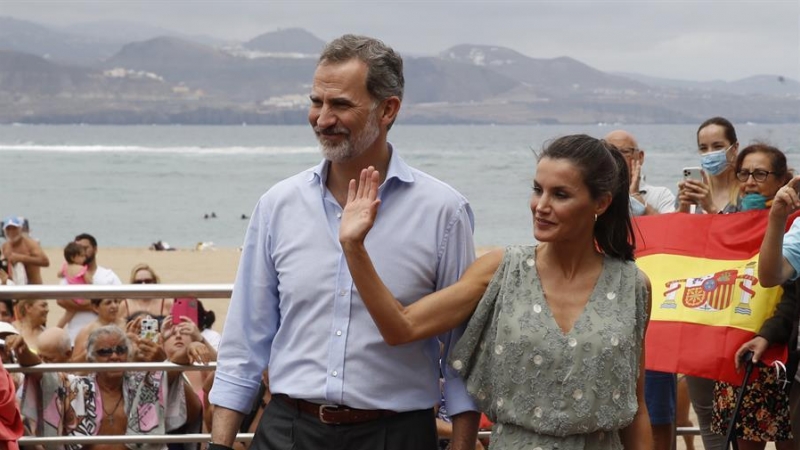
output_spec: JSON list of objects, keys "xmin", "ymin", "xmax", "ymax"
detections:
[{"xmin": 250, "ymin": 398, "xmax": 438, "ymax": 450}]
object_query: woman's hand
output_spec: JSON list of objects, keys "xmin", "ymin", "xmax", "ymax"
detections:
[
  {"xmin": 134, "ymin": 334, "xmax": 165, "ymax": 362},
  {"xmin": 339, "ymin": 167, "xmax": 382, "ymax": 248},
  {"xmin": 770, "ymin": 175, "xmax": 800, "ymax": 221},
  {"xmin": 677, "ymin": 178, "xmax": 716, "ymax": 214},
  {"xmin": 187, "ymin": 341, "xmax": 211, "ymax": 365},
  {"xmin": 734, "ymin": 336, "xmax": 769, "ymax": 372},
  {"xmin": 175, "ymin": 316, "xmax": 202, "ymax": 342}
]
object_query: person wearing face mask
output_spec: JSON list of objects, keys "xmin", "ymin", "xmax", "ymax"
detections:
[
  {"xmin": 677, "ymin": 117, "xmax": 741, "ymax": 450},
  {"xmin": 677, "ymin": 117, "xmax": 740, "ymax": 215},
  {"xmin": 709, "ymin": 143, "xmax": 795, "ymax": 450}
]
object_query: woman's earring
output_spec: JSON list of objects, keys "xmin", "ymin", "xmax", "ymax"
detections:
[{"xmin": 594, "ymin": 214, "xmax": 598, "ymax": 222}]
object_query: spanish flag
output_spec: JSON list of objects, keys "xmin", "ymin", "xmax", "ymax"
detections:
[{"xmin": 634, "ymin": 209, "xmax": 793, "ymax": 385}]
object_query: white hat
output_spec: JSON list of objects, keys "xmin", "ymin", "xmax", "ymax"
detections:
[{"xmin": 0, "ymin": 322, "xmax": 19, "ymax": 338}]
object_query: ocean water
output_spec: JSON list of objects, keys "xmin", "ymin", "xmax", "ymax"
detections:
[{"xmin": 1, "ymin": 123, "xmax": 799, "ymax": 249}]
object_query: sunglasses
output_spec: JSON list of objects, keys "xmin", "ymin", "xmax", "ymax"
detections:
[
  {"xmin": 95, "ymin": 345, "xmax": 128, "ymax": 357},
  {"xmin": 133, "ymin": 279, "xmax": 156, "ymax": 284}
]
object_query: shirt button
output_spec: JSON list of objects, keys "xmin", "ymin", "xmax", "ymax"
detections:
[
  {"xmin": 568, "ymin": 337, "xmax": 577, "ymax": 347},
  {"xmin": 335, "ymin": 330, "xmax": 342, "ymax": 336},
  {"xmin": 331, "ymin": 370, "xmax": 338, "ymax": 377},
  {"xmin": 533, "ymin": 354, "xmax": 543, "ymax": 365},
  {"xmin": 533, "ymin": 304, "xmax": 542, "ymax": 314},
  {"xmin": 336, "ymin": 212, "xmax": 342, "ymax": 219},
  {"xmin": 339, "ymin": 290, "xmax": 347, "ymax": 296}
]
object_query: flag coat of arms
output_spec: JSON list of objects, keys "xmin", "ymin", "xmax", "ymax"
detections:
[{"xmin": 633, "ymin": 209, "xmax": 793, "ymax": 385}]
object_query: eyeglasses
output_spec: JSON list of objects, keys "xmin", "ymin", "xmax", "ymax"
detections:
[
  {"xmin": 95, "ymin": 345, "xmax": 128, "ymax": 357},
  {"xmin": 736, "ymin": 169, "xmax": 777, "ymax": 183},
  {"xmin": 133, "ymin": 279, "xmax": 156, "ymax": 284}
]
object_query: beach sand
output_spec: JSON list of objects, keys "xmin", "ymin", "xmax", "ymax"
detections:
[{"xmin": 39, "ymin": 246, "xmax": 243, "ymax": 331}]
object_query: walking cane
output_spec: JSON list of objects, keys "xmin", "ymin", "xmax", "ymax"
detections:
[{"xmin": 724, "ymin": 350, "xmax": 756, "ymax": 450}]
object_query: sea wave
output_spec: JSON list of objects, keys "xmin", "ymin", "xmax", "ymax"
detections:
[{"xmin": 0, "ymin": 144, "xmax": 319, "ymax": 155}]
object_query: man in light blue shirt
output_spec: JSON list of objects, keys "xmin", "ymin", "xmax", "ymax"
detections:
[{"xmin": 209, "ymin": 34, "xmax": 480, "ymax": 450}]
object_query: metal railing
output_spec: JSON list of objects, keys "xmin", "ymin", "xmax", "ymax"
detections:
[{"xmin": 1, "ymin": 284, "xmax": 702, "ymax": 445}]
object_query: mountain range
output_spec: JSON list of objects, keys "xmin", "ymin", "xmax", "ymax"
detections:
[{"xmin": 0, "ymin": 16, "xmax": 797, "ymax": 125}]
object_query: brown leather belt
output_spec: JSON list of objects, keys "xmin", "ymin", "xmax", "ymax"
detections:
[{"xmin": 274, "ymin": 394, "xmax": 398, "ymax": 425}]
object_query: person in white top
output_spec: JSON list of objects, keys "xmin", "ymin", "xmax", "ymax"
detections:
[{"xmin": 57, "ymin": 233, "xmax": 121, "ymax": 345}]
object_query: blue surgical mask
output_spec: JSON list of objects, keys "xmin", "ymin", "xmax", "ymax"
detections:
[
  {"xmin": 700, "ymin": 146, "xmax": 732, "ymax": 176},
  {"xmin": 740, "ymin": 193, "xmax": 768, "ymax": 211}
]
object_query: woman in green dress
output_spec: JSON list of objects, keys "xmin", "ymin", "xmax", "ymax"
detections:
[{"xmin": 339, "ymin": 134, "xmax": 653, "ymax": 449}]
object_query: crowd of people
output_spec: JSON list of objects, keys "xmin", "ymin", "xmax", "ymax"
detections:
[
  {"xmin": 0, "ymin": 231, "xmax": 221, "ymax": 449},
  {"xmin": 1, "ymin": 33, "xmax": 799, "ymax": 450}
]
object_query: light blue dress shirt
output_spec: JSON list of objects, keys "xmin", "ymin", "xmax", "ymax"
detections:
[
  {"xmin": 209, "ymin": 145, "xmax": 478, "ymax": 416},
  {"xmin": 783, "ymin": 217, "xmax": 800, "ymax": 280}
]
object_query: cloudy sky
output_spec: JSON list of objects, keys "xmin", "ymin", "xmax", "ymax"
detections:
[{"xmin": 4, "ymin": 0, "xmax": 799, "ymax": 82}]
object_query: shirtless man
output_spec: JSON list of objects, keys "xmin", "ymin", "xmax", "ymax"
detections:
[{"xmin": 1, "ymin": 217, "xmax": 49, "ymax": 285}]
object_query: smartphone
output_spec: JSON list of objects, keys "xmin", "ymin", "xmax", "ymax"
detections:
[
  {"xmin": 172, "ymin": 297, "xmax": 199, "ymax": 326},
  {"xmin": 140, "ymin": 318, "xmax": 159, "ymax": 342},
  {"xmin": 682, "ymin": 167, "xmax": 703, "ymax": 183}
]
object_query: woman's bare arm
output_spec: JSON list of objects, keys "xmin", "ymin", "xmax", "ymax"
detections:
[{"xmin": 340, "ymin": 167, "xmax": 501, "ymax": 345}]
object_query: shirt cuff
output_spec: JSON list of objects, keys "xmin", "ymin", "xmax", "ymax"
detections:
[
  {"xmin": 208, "ymin": 371, "xmax": 261, "ymax": 413},
  {"xmin": 441, "ymin": 372, "xmax": 478, "ymax": 416}
]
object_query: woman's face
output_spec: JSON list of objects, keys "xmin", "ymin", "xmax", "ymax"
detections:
[
  {"xmin": 26, "ymin": 301, "xmax": 49, "ymax": 326},
  {"xmin": 162, "ymin": 328, "xmax": 186, "ymax": 358},
  {"xmin": 738, "ymin": 152, "xmax": 784, "ymax": 200},
  {"xmin": 94, "ymin": 299, "xmax": 121, "ymax": 322},
  {"xmin": 92, "ymin": 333, "xmax": 129, "ymax": 378},
  {"xmin": 698, "ymin": 124, "xmax": 737, "ymax": 155},
  {"xmin": 530, "ymin": 157, "xmax": 608, "ymax": 243},
  {"xmin": 133, "ymin": 269, "xmax": 156, "ymax": 284}
]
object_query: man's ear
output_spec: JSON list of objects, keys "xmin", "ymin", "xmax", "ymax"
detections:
[{"xmin": 378, "ymin": 96, "xmax": 401, "ymax": 128}]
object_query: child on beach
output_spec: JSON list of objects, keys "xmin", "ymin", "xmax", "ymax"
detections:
[{"xmin": 56, "ymin": 242, "xmax": 92, "ymax": 328}]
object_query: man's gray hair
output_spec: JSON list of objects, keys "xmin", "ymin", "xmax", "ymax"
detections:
[
  {"xmin": 319, "ymin": 34, "xmax": 404, "ymax": 103},
  {"xmin": 86, "ymin": 325, "xmax": 132, "ymax": 362}
]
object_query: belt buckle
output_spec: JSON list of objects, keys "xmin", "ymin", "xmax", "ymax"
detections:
[{"xmin": 318, "ymin": 404, "xmax": 341, "ymax": 424}]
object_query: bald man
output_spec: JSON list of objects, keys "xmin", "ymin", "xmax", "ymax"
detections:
[
  {"xmin": 36, "ymin": 328, "xmax": 72, "ymax": 364},
  {"xmin": 605, "ymin": 130, "xmax": 676, "ymax": 216}
]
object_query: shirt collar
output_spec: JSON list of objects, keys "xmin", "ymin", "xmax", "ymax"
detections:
[{"xmin": 307, "ymin": 142, "xmax": 415, "ymax": 186}]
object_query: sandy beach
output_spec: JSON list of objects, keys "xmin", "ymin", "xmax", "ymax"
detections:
[{"xmin": 38, "ymin": 246, "xmax": 244, "ymax": 331}]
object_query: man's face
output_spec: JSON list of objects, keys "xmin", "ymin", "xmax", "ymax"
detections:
[
  {"xmin": 75, "ymin": 238, "xmax": 96, "ymax": 265},
  {"xmin": 3, "ymin": 226, "xmax": 21, "ymax": 244},
  {"xmin": 605, "ymin": 132, "xmax": 642, "ymax": 179},
  {"xmin": 308, "ymin": 59, "xmax": 383, "ymax": 163},
  {"xmin": 38, "ymin": 346, "xmax": 71, "ymax": 364}
]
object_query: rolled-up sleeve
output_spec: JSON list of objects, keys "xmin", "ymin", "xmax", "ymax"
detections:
[
  {"xmin": 209, "ymin": 197, "xmax": 281, "ymax": 413},
  {"xmin": 437, "ymin": 201, "xmax": 478, "ymax": 416}
]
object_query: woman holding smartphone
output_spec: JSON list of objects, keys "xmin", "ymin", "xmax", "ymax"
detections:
[{"xmin": 678, "ymin": 117, "xmax": 740, "ymax": 214}]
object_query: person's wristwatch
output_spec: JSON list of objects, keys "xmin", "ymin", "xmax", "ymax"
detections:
[{"xmin": 207, "ymin": 443, "xmax": 235, "ymax": 450}]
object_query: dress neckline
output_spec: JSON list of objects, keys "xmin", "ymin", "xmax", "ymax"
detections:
[{"xmin": 530, "ymin": 245, "xmax": 608, "ymax": 336}]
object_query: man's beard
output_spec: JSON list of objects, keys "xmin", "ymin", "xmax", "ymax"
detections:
[{"xmin": 316, "ymin": 111, "xmax": 380, "ymax": 163}]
